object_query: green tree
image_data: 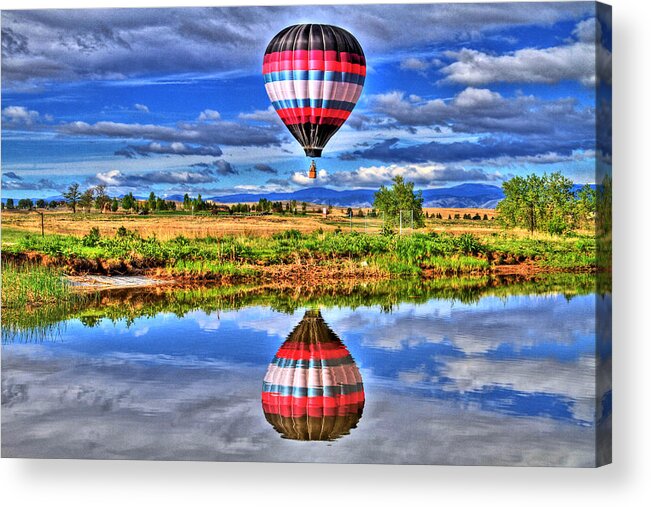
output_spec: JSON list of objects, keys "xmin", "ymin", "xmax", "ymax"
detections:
[
  {"xmin": 183, "ymin": 193, "xmax": 192, "ymax": 210},
  {"xmin": 111, "ymin": 197, "xmax": 119, "ymax": 212},
  {"xmin": 18, "ymin": 198, "xmax": 33, "ymax": 209},
  {"xmin": 79, "ymin": 188, "xmax": 95, "ymax": 212},
  {"xmin": 148, "ymin": 191, "xmax": 157, "ymax": 212},
  {"xmin": 497, "ymin": 174, "xmax": 546, "ymax": 234},
  {"xmin": 373, "ymin": 176, "xmax": 424, "ymax": 228},
  {"xmin": 94, "ymin": 184, "xmax": 111, "ymax": 212},
  {"xmin": 156, "ymin": 197, "xmax": 169, "ymax": 211},
  {"xmin": 497, "ymin": 172, "xmax": 577, "ymax": 235},
  {"xmin": 193, "ymin": 194, "xmax": 205, "ymax": 211},
  {"xmin": 257, "ymin": 198, "xmax": 271, "ymax": 212},
  {"xmin": 63, "ymin": 183, "xmax": 81, "ymax": 213},
  {"xmin": 121, "ymin": 192, "xmax": 136, "ymax": 211},
  {"xmin": 545, "ymin": 172, "xmax": 575, "ymax": 235},
  {"xmin": 35, "ymin": 199, "xmax": 47, "ymax": 208},
  {"xmin": 6, "ymin": 198, "xmax": 15, "ymax": 209},
  {"xmin": 576, "ymin": 184, "xmax": 596, "ymax": 226}
]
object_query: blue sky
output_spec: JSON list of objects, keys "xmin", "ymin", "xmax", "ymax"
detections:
[{"xmin": 1, "ymin": 3, "xmax": 611, "ymax": 199}]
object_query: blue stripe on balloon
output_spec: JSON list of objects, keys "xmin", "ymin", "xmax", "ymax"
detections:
[
  {"xmin": 271, "ymin": 356, "xmax": 355, "ymax": 369},
  {"xmin": 262, "ymin": 382, "xmax": 364, "ymax": 397},
  {"xmin": 263, "ymin": 70, "xmax": 365, "ymax": 85}
]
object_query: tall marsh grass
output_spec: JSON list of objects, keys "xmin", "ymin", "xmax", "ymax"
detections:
[{"xmin": 2, "ymin": 261, "xmax": 76, "ymax": 308}]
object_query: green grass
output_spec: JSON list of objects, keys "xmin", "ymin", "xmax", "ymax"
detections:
[
  {"xmin": 1, "ymin": 226, "xmax": 36, "ymax": 245},
  {"xmin": 2, "ymin": 226, "xmax": 597, "ymax": 278},
  {"xmin": 1, "ymin": 261, "xmax": 86, "ymax": 308}
]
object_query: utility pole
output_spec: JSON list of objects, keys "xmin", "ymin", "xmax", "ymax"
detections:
[
  {"xmin": 38, "ymin": 211, "xmax": 44, "ymax": 237},
  {"xmin": 349, "ymin": 209, "xmax": 353, "ymax": 231}
]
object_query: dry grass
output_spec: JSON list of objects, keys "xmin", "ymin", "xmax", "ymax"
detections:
[
  {"xmin": 2, "ymin": 210, "xmax": 336, "ymax": 239},
  {"xmin": 2, "ymin": 207, "xmax": 505, "ymax": 240}
]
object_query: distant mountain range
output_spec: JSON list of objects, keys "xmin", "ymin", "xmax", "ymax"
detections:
[{"xmin": 203, "ymin": 183, "xmax": 507, "ymax": 209}]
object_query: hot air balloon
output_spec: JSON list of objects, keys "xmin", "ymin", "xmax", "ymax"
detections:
[
  {"xmin": 261, "ymin": 309, "xmax": 365, "ymax": 441},
  {"xmin": 263, "ymin": 24, "xmax": 366, "ymax": 179}
]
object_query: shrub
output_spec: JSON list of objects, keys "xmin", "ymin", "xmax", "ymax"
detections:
[
  {"xmin": 381, "ymin": 223, "xmax": 396, "ymax": 237},
  {"xmin": 82, "ymin": 227, "xmax": 101, "ymax": 247},
  {"xmin": 272, "ymin": 229, "xmax": 303, "ymax": 241}
]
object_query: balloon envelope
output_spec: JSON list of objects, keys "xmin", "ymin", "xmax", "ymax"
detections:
[
  {"xmin": 263, "ymin": 24, "xmax": 366, "ymax": 158},
  {"xmin": 261, "ymin": 309, "xmax": 365, "ymax": 441}
]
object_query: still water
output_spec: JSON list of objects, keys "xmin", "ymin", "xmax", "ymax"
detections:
[{"xmin": 1, "ymin": 281, "xmax": 610, "ymax": 466}]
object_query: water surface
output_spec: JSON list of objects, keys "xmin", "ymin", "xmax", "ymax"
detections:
[{"xmin": 1, "ymin": 278, "xmax": 610, "ymax": 466}]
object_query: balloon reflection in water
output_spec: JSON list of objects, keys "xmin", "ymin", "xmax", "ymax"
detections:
[{"xmin": 262, "ymin": 310, "xmax": 365, "ymax": 441}]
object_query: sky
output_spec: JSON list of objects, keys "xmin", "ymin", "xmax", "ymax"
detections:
[{"xmin": 1, "ymin": 2, "xmax": 612, "ymax": 199}]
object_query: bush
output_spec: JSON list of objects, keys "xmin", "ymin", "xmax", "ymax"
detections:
[
  {"xmin": 272, "ymin": 229, "xmax": 303, "ymax": 241},
  {"xmin": 381, "ymin": 223, "xmax": 395, "ymax": 237},
  {"xmin": 456, "ymin": 233, "xmax": 483, "ymax": 255},
  {"xmin": 82, "ymin": 227, "xmax": 101, "ymax": 247}
]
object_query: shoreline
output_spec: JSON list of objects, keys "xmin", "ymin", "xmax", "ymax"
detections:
[{"xmin": 3, "ymin": 249, "xmax": 599, "ymax": 290}]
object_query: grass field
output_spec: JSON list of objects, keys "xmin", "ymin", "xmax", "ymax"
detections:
[{"xmin": 2, "ymin": 207, "xmax": 508, "ymax": 241}]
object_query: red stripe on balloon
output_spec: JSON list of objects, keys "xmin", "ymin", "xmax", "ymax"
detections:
[
  {"xmin": 274, "ymin": 345, "xmax": 352, "ymax": 361},
  {"xmin": 263, "ymin": 60, "xmax": 366, "ymax": 75},
  {"xmin": 263, "ymin": 50, "xmax": 366, "ymax": 75},
  {"xmin": 263, "ymin": 50, "xmax": 365, "ymax": 64},
  {"xmin": 262, "ymin": 393, "xmax": 365, "ymax": 418},
  {"xmin": 276, "ymin": 107, "xmax": 351, "ymax": 125},
  {"xmin": 279, "ymin": 342, "xmax": 347, "ymax": 352}
]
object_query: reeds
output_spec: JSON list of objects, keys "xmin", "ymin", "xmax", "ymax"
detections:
[{"xmin": 1, "ymin": 261, "xmax": 74, "ymax": 308}]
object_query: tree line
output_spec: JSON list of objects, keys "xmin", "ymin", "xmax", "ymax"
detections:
[{"xmin": 497, "ymin": 172, "xmax": 596, "ymax": 235}]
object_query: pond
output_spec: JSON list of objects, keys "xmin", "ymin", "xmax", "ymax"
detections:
[{"xmin": 1, "ymin": 276, "xmax": 611, "ymax": 466}]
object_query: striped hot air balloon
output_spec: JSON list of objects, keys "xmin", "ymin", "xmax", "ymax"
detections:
[
  {"xmin": 261, "ymin": 309, "xmax": 365, "ymax": 441},
  {"xmin": 263, "ymin": 24, "xmax": 366, "ymax": 178}
]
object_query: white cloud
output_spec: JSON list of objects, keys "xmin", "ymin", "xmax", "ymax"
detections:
[
  {"xmin": 290, "ymin": 168, "xmax": 329, "ymax": 186},
  {"xmin": 440, "ymin": 355, "xmax": 596, "ymax": 421},
  {"xmin": 95, "ymin": 167, "xmax": 217, "ymax": 187},
  {"xmin": 291, "ymin": 163, "xmax": 501, "ymax": 188},
  {"xmin": 2, "ymin": 105, "xmax": 41, "ymax": 125},
  {"xmin": 197, "ymin": 109, "xmax": 221, "ymax": 121},
  {"xmin": 441, "ymin": 18, "xmax": 611, "ymax": 87},
  {"xmin": 238, "ymin": 106, "xmax": 282, "ymax": 124},
  {"xmin": 58, "ymin": 118, "xmax": 281, "ymax": 147},
  {"xmin": 442, "ymin": 43, "xmax": 596, "ymax": 86},
  {"xmin": 134, "ymin": 103, "xmax": 150, "ymax": 113},
  {"xmin": 399, "ymin": 57, "xmax": 442, "ymax": 74},
  {"xmin": 453, "ymin": 87, "xmax": 502, "ymax": 108},
  {"xmin": 573, "ymin": 17, "xmax": 600, "ymax": 43}
]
